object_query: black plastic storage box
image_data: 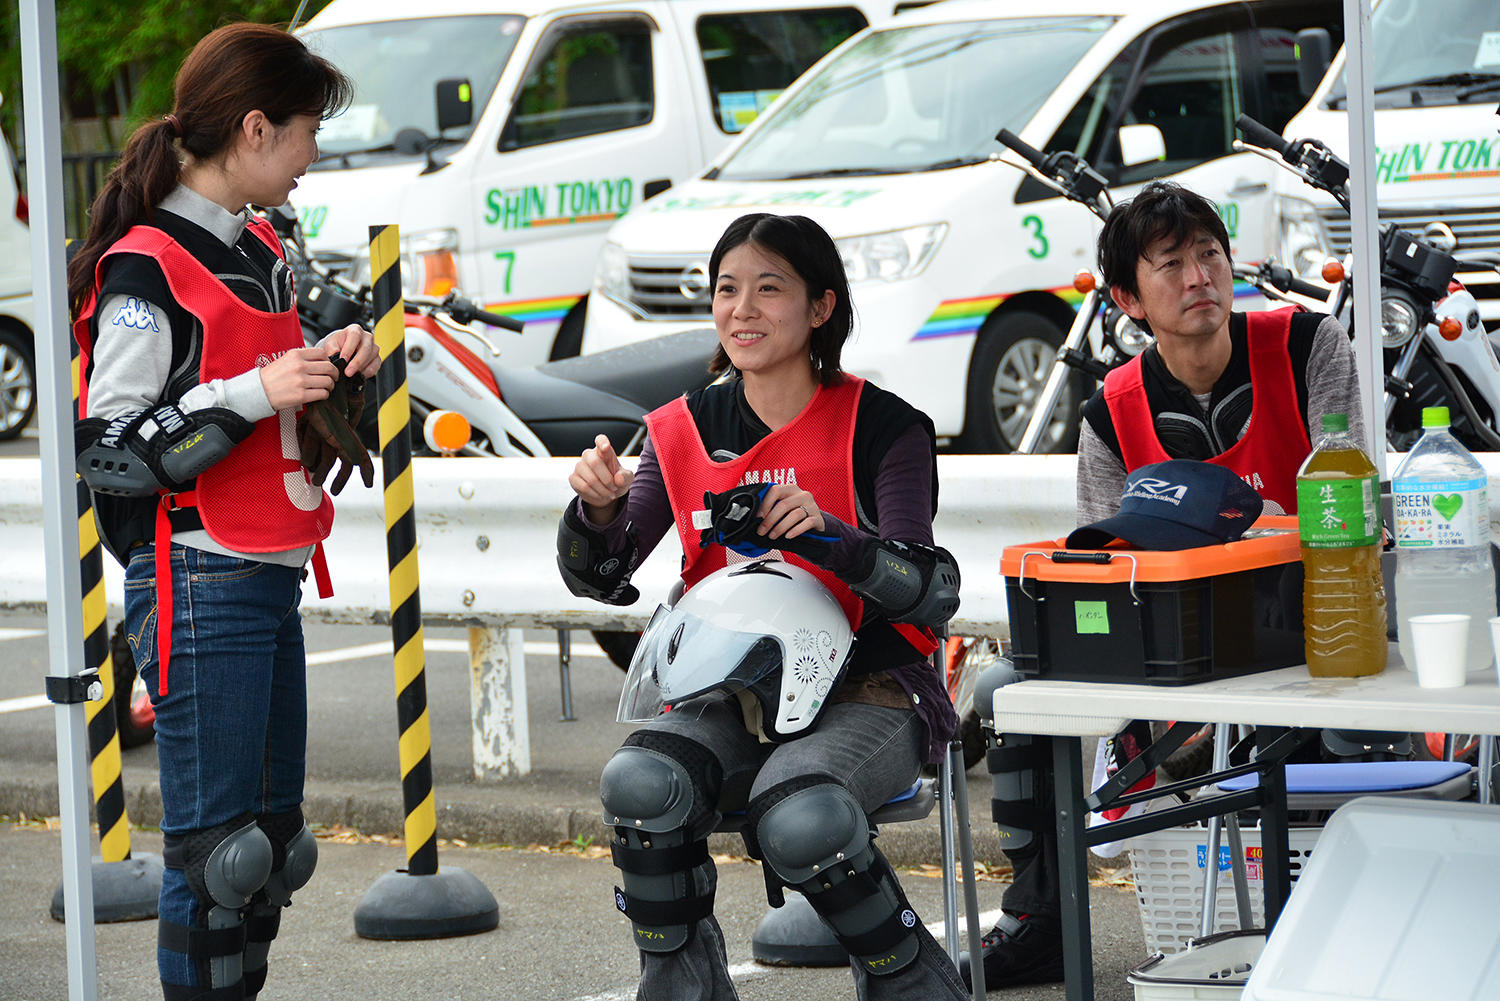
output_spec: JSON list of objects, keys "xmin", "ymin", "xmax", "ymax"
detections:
[{"xmin": 1000, "ymin": 516, "xmax": 1304, "ymax": 685}]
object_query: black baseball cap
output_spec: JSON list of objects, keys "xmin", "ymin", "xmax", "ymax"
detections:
[{"xmin": 1066, "ymin": 459, "xmax": 1264, "ymax": 551}]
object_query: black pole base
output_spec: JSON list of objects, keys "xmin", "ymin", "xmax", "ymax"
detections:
[
  {"xmin": 353, "ymin": 867, "xmax": 499, "ymax": 940},
  {"xmin": 751, "ymin": 893, "xmax": 847, "ymax": 967},
  {"xmin": 50, "ymin": 855, "xmax": 164, "ymax": 923}
]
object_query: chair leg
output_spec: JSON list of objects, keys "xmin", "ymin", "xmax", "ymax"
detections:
[
  {"xmin": 947, "ymin": 740, "xmax": 987, "ymax": 1000},
  {"xmin": 939, "ymin": 745, "xmax": 959, "ymax": 962}
]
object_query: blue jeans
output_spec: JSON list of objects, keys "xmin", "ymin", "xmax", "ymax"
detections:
[{"xmin": 124, "ymin": 544, "xmax": 308, "ymax": 991}]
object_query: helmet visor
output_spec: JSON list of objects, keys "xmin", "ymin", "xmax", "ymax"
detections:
[{"xmin": 617, "ymin": 604, "xmax": 784, "ymax": 724}]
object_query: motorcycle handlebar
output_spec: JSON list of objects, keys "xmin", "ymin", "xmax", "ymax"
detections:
[
  {"xmin": 997, "ymin": 129, "xmax": 1046, "ymax": 170},
  {"xmin": 1235, "ymin": 114, "xmax": 1290, "ymax": 159},
  {"xmin": 472, "ymin": 307, "xmax": 525, "ymax": 333}
]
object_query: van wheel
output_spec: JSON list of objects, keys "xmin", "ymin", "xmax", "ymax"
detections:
[
  {"xmin": 960, "ymin": 310, "xmax": 1083, "ymax": 454},
  {"xmin": 550, "ymin": 301, "xmax": 587, "ymax": 360},
  {"xmin": 0, "ymin": 329, "xmax": 36, "ymax": 441}
]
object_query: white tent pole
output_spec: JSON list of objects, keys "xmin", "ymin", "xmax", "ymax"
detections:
[
  {"xmin": 19, "ymin": 0, "xmax": 101, "ymax": 998},
  {"xmin": 1342, "ymin": 0, "xmax": 1384, "ymax": 474}
]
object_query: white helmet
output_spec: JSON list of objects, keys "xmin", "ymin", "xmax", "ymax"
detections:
[{"xmin": 618, "ymin": 559, "xmax": 856, "ymax": 742}]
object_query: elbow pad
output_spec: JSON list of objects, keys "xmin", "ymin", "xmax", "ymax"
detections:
[
  {"xmin": 845, "ymin": 539, "xmax": 961, "ymax": 627},
  {"xmin": 77, "ymin": 404, "xmax": 255, "ymax": 497},
  {"xmin": 556, "ymin": 502, "xmax": 641, "ymax": 606}
]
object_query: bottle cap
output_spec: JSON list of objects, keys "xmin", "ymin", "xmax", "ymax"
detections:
[
  {"xmin": 1421, "ymin": 406, "xmax": 1451, "ymax": 428},
  {"xmin": 1320, "ymin": 413, "xmax": 1349, "ymax": 433}
]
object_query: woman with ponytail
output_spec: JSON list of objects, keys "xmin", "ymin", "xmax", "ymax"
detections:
[{"xmin": 69, "ymin": 22, "xmax": 377, "ymax": 1001}]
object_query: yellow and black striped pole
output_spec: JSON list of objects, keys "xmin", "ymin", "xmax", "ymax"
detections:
[
  {"xmin": 51, "ymin": 339, "xmax": 162, "ymax": 923},
  {"xmin": 370, "ymin": 224, "xmax": 439, "ymax": 876},
  {"xmin": 353, "ymin": 224, "xmax": 497, "ymax": 939}
]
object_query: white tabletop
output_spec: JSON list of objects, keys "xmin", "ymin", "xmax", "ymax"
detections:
[{"xmin": 992, "ymin": 644, "xmax": 1500, "ymax": 738}]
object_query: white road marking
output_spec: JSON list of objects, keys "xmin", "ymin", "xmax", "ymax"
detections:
[
  {"xmin": 0, "ymin": 694, "xmax": 51, "ymax": 714},
  {"xmin": 0, "ymin": 628, "xmax": 44, "ymax": 641},
  {"xmin": 304, "ymin": 636, "xmax": 605, "ymax": 666},
  {"xmin": 569, "ymin": 909, "xmax": 1003, "ymax": 1000}
]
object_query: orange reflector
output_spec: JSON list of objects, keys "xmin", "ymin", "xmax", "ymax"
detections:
[
  {"xmin": 421, "ymin": 249, "xmax": 459, "ymax": 298},
  {"xmin": 423, "ymin": 410, "xmax": 471, "ymax": 453},
  {"xmin": 1073, "ymin": 270, "xmax": 1097, "ymax": 293},
  {"xmin": 1321, "ymin": 260, "xmax": 1345, "ymax": 284},
  {"xmin": 1439, "ymin": 317, "xmax": 1463, "ymax": 341}
]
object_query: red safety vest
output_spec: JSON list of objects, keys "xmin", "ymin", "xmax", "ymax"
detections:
[
  {"xmin": 645, "ymin": 376, "xmax": 938, "ymax": 658},
  {"xmin": 75, "ymin": 217, "xmax": 334, "ymax": 692},
  {"xmin": 1102, "ymin": 307, "xmax": 1311, "ymax": 513}
]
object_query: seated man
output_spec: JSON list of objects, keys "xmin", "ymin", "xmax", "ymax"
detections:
[{"xmin": 964, "ymin": 179, "xmax": 1364, "ymax": 990}]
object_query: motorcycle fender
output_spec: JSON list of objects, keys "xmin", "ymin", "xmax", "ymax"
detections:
[{"xmin": 402, "ymin": 323, "xmax": 551, "ymax": 458}]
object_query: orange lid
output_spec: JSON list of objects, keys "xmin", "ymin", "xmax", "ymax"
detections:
[{"xmin": 1000, "ymin": 515, "xmax": 1299, "ymax": 583}]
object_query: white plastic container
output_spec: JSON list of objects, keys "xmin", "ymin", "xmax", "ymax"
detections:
[
  {"xmin": 1392, "ymin": 406, "xmax": 1495, "ymax": 674},
  {"xmin": 1243, "ymin": 797, "xmax": 1500, "ymax": 1001},
  {"xmin": 1129, "ymin": 930, "xmax": 1266, "ymax": 1001}
]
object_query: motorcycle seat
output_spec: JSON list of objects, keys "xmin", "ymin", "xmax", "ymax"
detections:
[{"xmin": 502, "ymin": 328, "xmax": 718, "ymax": 416}]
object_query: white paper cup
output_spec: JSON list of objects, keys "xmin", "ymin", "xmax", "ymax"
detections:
[
  {"xmin": 1489, "ymin": 615, "xmax": 1500, "ymax": 685},
  {"xmin": 1407, "ymin": 614, "xmax": 1470, "ymax": 689}
]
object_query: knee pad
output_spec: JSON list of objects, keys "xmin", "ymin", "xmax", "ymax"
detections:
[
  {"xmin": 162, "ymin": 814, "xmax": 273, "ymax": 991},
  {"xmin": 241, "ymin": 811, "xmax": 318, "ymax": 997},
  {"xmin": 981, "ymin": 658, "xmax": 1043, "ymax": 852},
  {"xmin": 752, "ymin": 782, "xmax": 919, "ymax": 977},
  {"xmin": 601, "ymin": 737, "xmax": 722, "ymax": 954}
]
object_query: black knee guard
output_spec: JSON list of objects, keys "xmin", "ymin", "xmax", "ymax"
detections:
[
  {"xmin": 243, "ymin": 810, "xmax": 318, "ymax": 997},
  {"xmin": 600, "ymin": 733, "xmax": 722, "ymax": 954},
  {"xmin": 977, "ymin": 658, "xmax": 1044, "ymax": 852},
  {"xmin": 752, "ymin": 781, "xmax": 920, "ymax": 977},
  {"xmin": 160, "ymin": 814, "xmax": 273, "ymax": 999}
]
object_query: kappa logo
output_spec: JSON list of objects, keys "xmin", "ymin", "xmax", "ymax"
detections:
[
  {"xmin": 109, "ymin": 297, "xmax": 161, "ymax": 333},
  {"xmin": 1125, "ymin": 477, "xmax": 1189, "ymax": 506}
]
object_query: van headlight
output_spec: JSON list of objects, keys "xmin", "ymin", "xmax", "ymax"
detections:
[
  {"xmin": 595, "ymin": 241, "xmax": 631, "ymax": 303},
  {"xmin": 1277, "ymin": 197, "xmax": 1333, "ymax": 281},
  {"xmin": 836, "ymin": 224, "xmax": 947, "ymax": 284},
  {"xmin": 345, "ymin": 228, "xmax": 461, "ymax": 297}
]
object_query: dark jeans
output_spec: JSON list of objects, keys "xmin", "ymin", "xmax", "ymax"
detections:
[{"xmin": 124, "ymin": 544, "xmax": 307, "ymax": 989}]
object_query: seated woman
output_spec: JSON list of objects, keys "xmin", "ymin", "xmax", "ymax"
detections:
[{"xmin": 556, "ymin": 212, "xmax": 965, "ymax": 1001}]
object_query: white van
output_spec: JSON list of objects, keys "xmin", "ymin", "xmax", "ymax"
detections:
[
  {"xmin": 1278, "ymin": 0, "xmax": 1500, "ymax": 328},
  {"xmin": 583, "ymin": 0, "xmax": 1344, "ymax": 451},
  {"xmin": 0, "ymin": 101, "xmax": 36, "ymax": 441},
  {"xmin": 293, "ymin": 0, "xmax": 901, "ymax": 366}
]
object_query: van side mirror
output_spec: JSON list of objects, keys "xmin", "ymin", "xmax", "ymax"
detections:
[
  {"xmin": 436, "ymin": 78, "xmax": 474, "ymax": 133},
  {"xmin": 1118, "ymin": 124, "xmax": 1166, "ymax": 170},
  {"xmin": 1296, "ymin": 29, "xmax": 1332, "ymax": 97}
]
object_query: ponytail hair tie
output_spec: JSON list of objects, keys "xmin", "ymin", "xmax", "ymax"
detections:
[{"xmin": 163, "ymin": 114, "xmax": 183, "ymax": 139}]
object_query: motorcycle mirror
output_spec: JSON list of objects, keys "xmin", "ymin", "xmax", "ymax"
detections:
[
  {"xmin": 435, "ymin": 79, "xmax": 474, "ymax": 133},
  {"xmin": 1295, "ymin": 29, "xmax": 1332, "ymax": 96},
  {"xmin": 1118, "ymin": 124, "xmax": 1166, "ymax": 170},
  {"xmin": 1322, "ymin": 260, "xmax": 1346, "ymax": 284}
]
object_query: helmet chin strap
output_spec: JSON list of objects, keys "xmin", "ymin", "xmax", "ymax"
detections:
[{"xmin": 734, "ymin": 689, "xmax": 776, "ymax": 745}]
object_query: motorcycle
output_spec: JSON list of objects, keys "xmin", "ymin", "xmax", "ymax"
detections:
[
  {"xmin": 111, "ymin": 209, "xmax": 719, "ymax": 747},
  {"xmin": 1005, "ymin": 122, "xmax": 1500, "ymax": 455}
]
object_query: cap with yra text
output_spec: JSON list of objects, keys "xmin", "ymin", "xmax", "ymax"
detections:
[{"xmin": 1066, "ymin": 459, "xmax": 1264, "ymax": 551}]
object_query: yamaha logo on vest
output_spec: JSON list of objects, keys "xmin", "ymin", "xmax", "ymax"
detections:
[{"xmin": 738, "ymin": 468, "xmax": 798, "ymax": 487}]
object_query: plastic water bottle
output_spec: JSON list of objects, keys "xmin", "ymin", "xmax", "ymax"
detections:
[
  {"xmin": 1393, "ymin": 406, "xmax": 1496, "ymax": 674},
  {"xmin": 1296, "ymin": 413, "xmax": 1387, "ymax": 677}
]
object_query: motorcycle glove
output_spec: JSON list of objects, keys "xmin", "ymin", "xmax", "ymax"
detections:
[
  {"xmin": 296, "ymin": 358, "xmax": 373, "ymax": 495},
  {"xmin": 696, "ymin": 483, "xmax": 837, "ymax": 563}
]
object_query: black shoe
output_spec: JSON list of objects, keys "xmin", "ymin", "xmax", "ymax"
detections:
[{"xmin": 958, "ymin": 912, "xmax": 1064, "ymax": 990}]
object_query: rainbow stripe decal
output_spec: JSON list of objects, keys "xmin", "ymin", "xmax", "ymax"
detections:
[
  {"xmin": 484, "ymin": 293, "xmax": 583, "ymax": 326},
  {"xmin": 913, "ymin": 286, "xmax": 1089, "ymax": 340}
]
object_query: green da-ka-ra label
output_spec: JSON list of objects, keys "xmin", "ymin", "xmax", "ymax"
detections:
[
  {"xmin": 1394, "ymin": 475, "xmax": 1489, "ymax": 549},
  {"xmin": 1296, "ymin": 473, "xmax": 1379, "ymax": 547}
]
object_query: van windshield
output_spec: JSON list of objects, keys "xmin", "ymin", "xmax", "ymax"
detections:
[
  {"xmin": 714, "ymin": 16, "xmax": 1116, "ymax": 180},
  {"xmin": 1323, "ymin": 0, "xmax": 1500, "ymax": 108},
  {"xmin": 302, "ymin": 15, "xmax": 525, "ymax": 159}
]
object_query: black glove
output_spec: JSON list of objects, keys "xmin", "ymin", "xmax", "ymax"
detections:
[
  {"xmin": 296, "ymin": 356, "xmax": 373, "ymax": 494},
  {"xmin": 697, "ymin": 484, "xmax": 837, "ymax": 563}
]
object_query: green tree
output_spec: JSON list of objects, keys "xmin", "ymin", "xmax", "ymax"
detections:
[{"xmin": 0, "ymin": 0, "xmax": 334, "ymax": 147}]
